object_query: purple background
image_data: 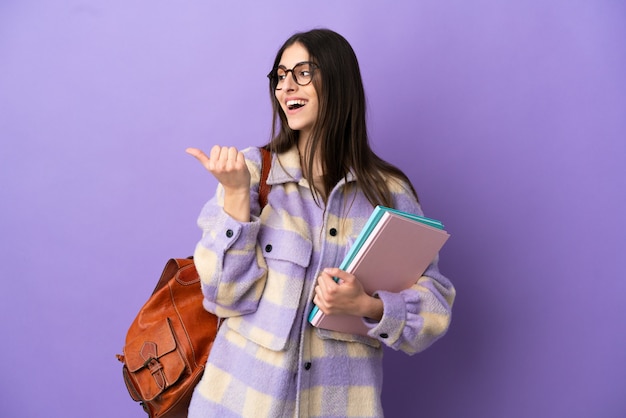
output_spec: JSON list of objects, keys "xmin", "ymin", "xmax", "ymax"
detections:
[{"xmin": 1, "ymin": 1, "xmax": 625, "ymax": 417}]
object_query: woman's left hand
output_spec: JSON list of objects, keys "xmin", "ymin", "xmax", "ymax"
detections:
[{"xmin": 314, "ymin": 268, "xmax": 383, "ymax": 321}]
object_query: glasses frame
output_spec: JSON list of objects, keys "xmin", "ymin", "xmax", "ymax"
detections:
[{"xmin": 267, "ymin": 61, "xmax": 319, "ymax": 90}]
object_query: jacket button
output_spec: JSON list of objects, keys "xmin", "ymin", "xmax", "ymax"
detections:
[
  {"xmin": 265, "ymin": 244, "xmax": 272, "ymax": 253},
  {"xmin": 329, "ymin": 228, "xmax": 337, "ymax": 236},
  {"xmin": 226, "ymin": 229, "xmax": 234, "ymax": 238},
  {"xmin": 380, "ymin": 333, "xmax": 389, "ymax": 339},
  {"xmin": 304, "ymin": 362, "xmax": 312, "ymax": 370}
]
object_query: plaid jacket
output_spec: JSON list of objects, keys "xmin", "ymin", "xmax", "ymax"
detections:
[{"xmin": 188, "ymin": 146, "xmax": 455, "ymax": 417}]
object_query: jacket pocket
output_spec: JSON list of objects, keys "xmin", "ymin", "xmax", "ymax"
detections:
[
  {"xmin": 259, "ymin": 226, "xmax": 312, "ymax": 267},
  {"xmin": 315, "ymin": 327, "xmax": 381, "ymax": 348},
  {"xmin": 227, "ymin": 229, "xmax": 312, "ymax": 351}
]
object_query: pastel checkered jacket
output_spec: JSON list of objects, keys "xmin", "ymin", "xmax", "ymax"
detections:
[{"xmin": 188, "ymin": 146, "xmax": 455, "ymax": 417}]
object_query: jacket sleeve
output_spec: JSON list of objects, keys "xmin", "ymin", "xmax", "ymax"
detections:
[
  {"xmin": 365, "ymin": 182, "xmax": 456, "ymax": 354},
  {"xmin": 193, "ymin": 148, "xmax": 268, "ymax": 318}
]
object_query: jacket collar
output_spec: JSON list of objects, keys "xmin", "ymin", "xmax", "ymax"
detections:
[{"xmin": 267, "ymin": 146, "xmax": 357, "ymax": 187}]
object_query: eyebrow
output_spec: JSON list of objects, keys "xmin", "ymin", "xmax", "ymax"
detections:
[{"xmin": 277, "ymin": 61, "xmax": 310, "ymax": 69}]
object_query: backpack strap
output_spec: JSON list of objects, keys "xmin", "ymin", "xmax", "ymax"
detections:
[{"xmin": 258, "ymin": 147, "xmax": 272, "ymax": 209}]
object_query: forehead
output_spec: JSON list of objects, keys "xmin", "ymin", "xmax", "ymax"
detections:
[{"xmin": 278, "ymin": 43, "xmax": 310, "ymax": 67}]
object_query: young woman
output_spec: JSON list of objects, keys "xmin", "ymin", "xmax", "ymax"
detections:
[{"xmin": 186, "ymin": 28, "xmax": 455, "ymax": 418}]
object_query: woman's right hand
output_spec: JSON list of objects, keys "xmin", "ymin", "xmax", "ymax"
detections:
[
  {"xmin": 186, "ymin": 146, "xmax": 251, "ymax": 192},
  {"xmin": 187, "ymin": 145, "xmax": 251, "ymax": 222}
]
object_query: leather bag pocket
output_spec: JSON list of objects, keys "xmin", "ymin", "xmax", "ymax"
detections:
[{"xmin": 123, "ymin": 318, "xmax": 185, "ymax": 401}]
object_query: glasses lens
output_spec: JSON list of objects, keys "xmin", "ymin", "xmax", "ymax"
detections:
[
  {"xmin": 271, "ymin": 67, "xmax": 285, "ymax": 89},
  {"xmin": 270, "ymin": 63, "xmax": 315, "ymax": 89},
  {"xmin": 293, "ymin": 63, "xmax": 313, "ymax": 85}
]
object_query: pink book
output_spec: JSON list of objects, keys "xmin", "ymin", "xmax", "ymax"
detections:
[{"xmin": 309, "ymin": 207, "xmax": 450, "ymax": 336}]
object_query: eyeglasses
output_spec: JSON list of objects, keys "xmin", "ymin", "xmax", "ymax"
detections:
[{"xmin": 267, "ymin": 61, "xmax": 319, "ymax": 90}]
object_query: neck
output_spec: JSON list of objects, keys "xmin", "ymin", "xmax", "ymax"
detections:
[
  {"xmin": 297, "ymin": 136, "xmax": 325, "ymax": 190},
  {"xmin": 297, "ymin": 135, "xmax": 312, "ymax": 168}
]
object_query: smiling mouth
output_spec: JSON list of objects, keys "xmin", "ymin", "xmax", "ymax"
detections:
[{"xmin": 287, "ymin": 99, "xmax": 307, "ymax": 110}]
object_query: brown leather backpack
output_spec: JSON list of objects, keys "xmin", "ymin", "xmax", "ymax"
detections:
[{"xmin": 116, "ymin": 148, "xmax": 271, "ymax": 417}]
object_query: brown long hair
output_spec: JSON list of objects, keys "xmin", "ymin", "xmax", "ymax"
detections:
[{"xmin": 266, "ymin": 28, "xmax": 418, "ymax": 207}]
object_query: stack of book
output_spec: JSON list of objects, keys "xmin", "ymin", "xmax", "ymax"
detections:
[{"xmin": 308, "ymin": 205, "xmax": 450, "ymax": 336}]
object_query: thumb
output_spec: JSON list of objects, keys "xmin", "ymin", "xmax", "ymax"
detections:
[{"xmin": 186, "ymin": 147, "xmax": 211, "ymax": 168}]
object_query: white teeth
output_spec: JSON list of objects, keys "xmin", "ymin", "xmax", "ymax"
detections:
[{"xmin": 286, "ymin": 100, "xmax": 307, "ymax": 108}]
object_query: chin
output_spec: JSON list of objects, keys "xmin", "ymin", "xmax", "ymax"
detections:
[
  {"xmin": 287, "ymin": 118, "xmax": 314, "ymax": 132},
  {"xmin": 287, "ymin": 121, "xmax": 304, "ymax": 131},
  {"xmin": 288, "ymin": 123, "xmax": 305, "ymax": 131}
]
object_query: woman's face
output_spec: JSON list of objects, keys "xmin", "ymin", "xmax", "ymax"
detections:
[{"xmin": 274, "ymin": 42, "xmax": 319, "ymax": 141}]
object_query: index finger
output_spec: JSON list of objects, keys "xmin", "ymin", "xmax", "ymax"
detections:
[{"xmin": 322, "ymin": 268, "xmax": 351, "ymax": 284}]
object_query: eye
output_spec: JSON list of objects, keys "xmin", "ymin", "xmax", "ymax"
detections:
[{"xmin": 276, "ymin": 67, "xmax": 288, "ymax": 82}]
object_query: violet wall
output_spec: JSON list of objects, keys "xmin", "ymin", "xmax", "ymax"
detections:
[{"xmin": 1, "ymin": 1, "xmax": 624, "ymax": 417}]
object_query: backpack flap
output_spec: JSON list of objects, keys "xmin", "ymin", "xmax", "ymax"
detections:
[{"xmin": 124, "ymin": 318, "xmax": 185, "ymax": 401}]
